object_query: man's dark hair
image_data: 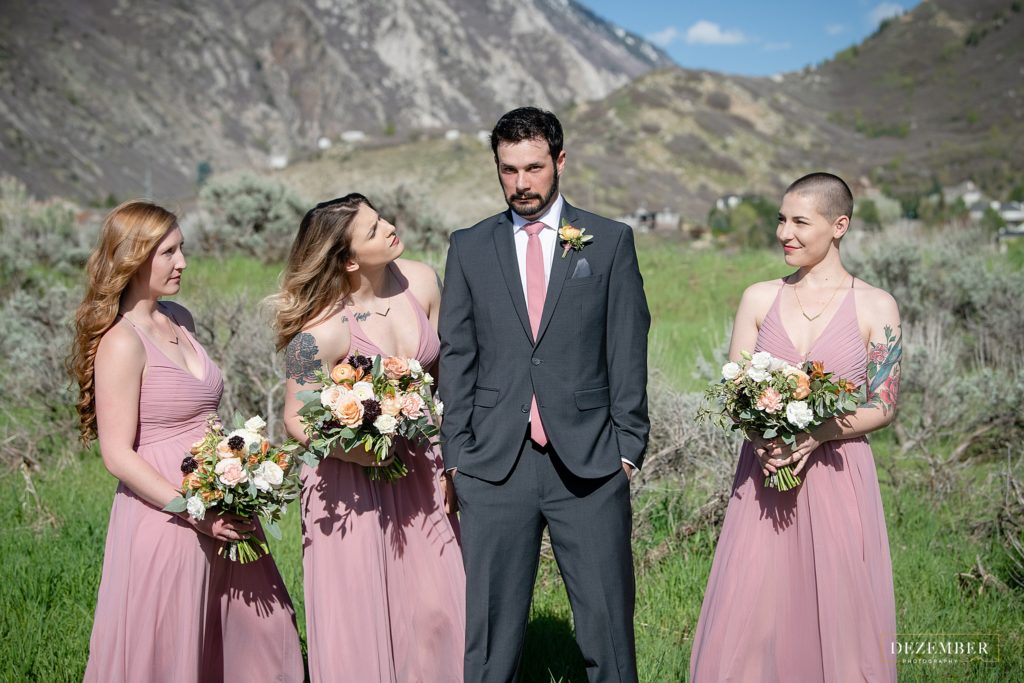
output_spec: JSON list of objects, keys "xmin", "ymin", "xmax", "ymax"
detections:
[
  {"xmin": 490, "ymin": 107, "xmax": 563, "ymax": 161},
  {"xmin": 785, "ymin": 172, "xmax": 854, "ymax": 223}
]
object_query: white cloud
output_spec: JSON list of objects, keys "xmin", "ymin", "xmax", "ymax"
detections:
[
  {"xmin": 868, "ymin": 3, "xmax": 903, "ymax": 26},
  {"xmin": 763, "ymin": 41, "xmax": 791, "ymax": 52},
  {"xmin": 685, "ymin": 20, "xmax": 747, "ymax": 46},
  {"xmin": 825, "ymin": 23, "xmax": 846, "ymax": 35},
  {"xmin": 647, "ymin": 26, "xmax": 680, "ymax": 47}
]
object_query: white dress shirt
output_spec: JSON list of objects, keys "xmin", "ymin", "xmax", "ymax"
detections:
[{"xmin": 511, "ymin": 193, "xmax": 563, "ymax": 300}]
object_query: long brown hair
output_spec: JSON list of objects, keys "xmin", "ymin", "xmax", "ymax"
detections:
[
  {"xmin": 270, "ymin": 193, "xmax": 372, "ymax": 351},
  {"xmin": 69, "ymin": 200, "xmax": 178, "ymax": 443}
]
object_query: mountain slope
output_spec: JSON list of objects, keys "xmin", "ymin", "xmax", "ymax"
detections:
[{"xmin": 0, "ymin": 0, "xmax": 672, "ymax": 201}]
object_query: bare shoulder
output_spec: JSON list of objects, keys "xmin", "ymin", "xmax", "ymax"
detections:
[
  {"xmin": 95, "ymin": 321, "xmax": 145, "ymax": 370},
  {"xmin": 853, "ymin": 279, "xmax": 900, "ymax": 318},
  {"xmin": 394, "ymin": 258, "xmax": 439, "ymax": 290},
  {"xmin": 293, "ymin": 305, "xmax": 351, "ymax": 362},
  {"xmin": 160, "ymin": 300, "xmax": 197, "ymax": 332},
  {"xmin": 740, "ymin": 278, "xmax": 783, "ymax": 311}
]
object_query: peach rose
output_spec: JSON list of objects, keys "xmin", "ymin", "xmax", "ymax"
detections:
[
  {"xmin": 755, "ymin": 387, "xmax": 784, "ymax": 413},
  {"xmin": 331, "ymin": 363, "xmax": 357, "ymax": 385},
  {"xmin": 215, "ymin": 440, "xmax": 235, "ymax": 459},
  {"xmin": 382, "ymin": 356, "xmax": 410, "ymax": 380},
  {"xmin": 320, "ymin": 385, "xmax": 345, "ymax": 412},
  {"xmin": 560, "ymin": 225, "xmax": 582, "ymax": 240},
  {"xmin": 335, "ymin": 394, "xmax": 365, "ymax": 428},
  {"xmin": 400, "ymin": 392, "xmax": 425, "ymax": 418},
  {"xmin": 215, "ymin": 458, "xmax": 248, "ymax": 487},
  {"xmin": 381, "ymin": 396, "xmax": 403, "ymax": 417}
]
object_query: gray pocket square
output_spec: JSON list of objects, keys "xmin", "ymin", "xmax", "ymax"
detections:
[{"xmin": 571, "ymin": 257, "xmax": 592, "ymax": 278}]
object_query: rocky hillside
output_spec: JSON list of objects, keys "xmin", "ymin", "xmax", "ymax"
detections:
[{"xmin": 0, "ymin": 0, "xmax": 672, "ymax": 202}]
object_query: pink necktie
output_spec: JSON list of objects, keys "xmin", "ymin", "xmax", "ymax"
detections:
[{"xmin": 523, "ymin": 221, "xmax": 548, "ymax": 447}]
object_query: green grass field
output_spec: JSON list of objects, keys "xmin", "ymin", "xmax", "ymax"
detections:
[{"xmin": 1, "ymin": 243, "xmax": 1021, "ymax": 681}]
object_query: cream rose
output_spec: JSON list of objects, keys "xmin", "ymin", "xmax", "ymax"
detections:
[
  {"xmin": 721, "ymin": 362, "xmax": 741, "ymax": 381},
  {"xmin": 351, "ymin": 381, "xmax": 375, "ymax": 402},
  {"xmin": 252, "ymin": 461, "xmax": 284, "ymax": 492},
  {"xmin": 335, "ymin": 394, "xmax": 365, "ymax": 428},
  {"xmin": 320, "ymin": 385, "xmax": 345, "ymax": 411},
  {"xmin": 380, "ymin": 397, "xmax": 403, "ymax": 417},
  {"xmin": 373, "ymin": 414, "xmax": 398, "ymax": 435},
  {"xmin": 243, "ymin": 416, "xmax": 266, "ymax": 432},
  {"xmin": 215, "ymin": 458, "xmax": 248, "ymax": 487}
]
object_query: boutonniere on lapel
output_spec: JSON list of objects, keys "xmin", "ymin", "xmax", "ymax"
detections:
[{"xmin": 558, "ymin": 218, "xmax": 593, "ymax": 258}]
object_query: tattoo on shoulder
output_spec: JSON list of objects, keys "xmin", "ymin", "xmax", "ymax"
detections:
[
  {"xmin": 865, "ymin": 324, "xmax": 902, "ymax": 414},
  {"xmin": 285, "ymin": 332, "xmax": 322, "ymax": 385},
  {"xmin": 353, "ymin": 311, "xmax": 371, "ymax": 322}
]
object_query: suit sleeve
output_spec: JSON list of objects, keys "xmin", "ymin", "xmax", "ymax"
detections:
[
  {"xmin": 605, "ymin": 226, "xmax": 651, "ymax": 468},
  {"xmin": 438, "ymin": 234, "xmax": 478, "ymax": 471}
]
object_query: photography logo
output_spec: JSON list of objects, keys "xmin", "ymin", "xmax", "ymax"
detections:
[{"xmin": 888, "ymin": 634, "xmax": 1000, "ymax": 665}]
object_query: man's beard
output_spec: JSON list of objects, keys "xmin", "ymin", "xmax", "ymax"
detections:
[{"xmin": 506, "ymin": 173, "xmax": 559, "ymax": 219}]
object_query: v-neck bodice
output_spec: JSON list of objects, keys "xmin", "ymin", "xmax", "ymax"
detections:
[
  {"xmin": 755, "ymin": 280, "xmax": 867, "ymax": 385},
  {"xmin": 344, "ymin": 281, "xmax": 440, "ymax": 368}
]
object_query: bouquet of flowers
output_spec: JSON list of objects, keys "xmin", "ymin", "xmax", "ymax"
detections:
[
  {"xmin": 295, "ymin": 352, "xmax": 442, "ymax": 481},
  {"xmin": 164, "ymin": 415, "xmax": 301, "ymax": 562},
  {"xmin": 697, "ymin": 351, "xmax": 861, "ymax": 491}
]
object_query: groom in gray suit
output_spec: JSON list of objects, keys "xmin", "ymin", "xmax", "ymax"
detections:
[{"xmin": 439, "ymin": 107, "xmax": 650, "ymax": 682}]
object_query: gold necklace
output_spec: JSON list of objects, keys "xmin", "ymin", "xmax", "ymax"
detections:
[
  {"xmin": 790, "ymin": 275, "xmax": 849, "ymax": 321},
  {"xmin": 122, "ymin": 311, "xmax": 179, "ymax": 344}
]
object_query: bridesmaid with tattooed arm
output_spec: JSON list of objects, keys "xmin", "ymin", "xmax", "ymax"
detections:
[
  {"xmin": 270, "ymin": 195, "xmax": 465, "ymax": 682},
  {"xmin": 690, "ymin": 173, "xmax": 901, "ymax": 682}
]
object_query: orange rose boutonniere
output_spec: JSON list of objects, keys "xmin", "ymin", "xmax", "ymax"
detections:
[{"xmin": 558, "ymin": 218, "xmax": 593, "ymax": 258}]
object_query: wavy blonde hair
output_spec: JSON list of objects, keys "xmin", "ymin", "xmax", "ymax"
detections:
[
  {"xmin": 270, "ymin": 194, "xmax": 373, "ymax": 351},
  {"xmin": 68, "ymin": 200, "xmax": 178, "ymax": 443}
]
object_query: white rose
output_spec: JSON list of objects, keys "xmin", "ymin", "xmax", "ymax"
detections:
[
  {"xmin": 373, "ymin": 414, "xmax": 398, "ymax": 435},
  {"xmin": 422, "ymin": 372, "xmax": 434, "ymax": 386},
  {"xmin": 783, "ymin": 365, "xmax": 802, "ymax": 377},
  {"xmin": 746, "ymin": 366, "xmax": 770, "ymax": 383},
  {"xmin": 434, "ymin": 400, "xmax": 444, "ymax": 417},
  {"xmin": 721, "ymin": 362, "xmax": 741, "ymax": 380},
  {"xmin": 769, "ymin": 356, "xmax": 788, "ymax": 372},
  {"xmin": 408, "ymin": 359, "xmax": 423, "ymax": 375},
  {"xmin": 228, "ymin": 428, "xmax": 261, "ymax": 453},
  {"xmin": 352, "ymin": 381, "xmax": 375, "ymax": 402},
  {"xmin": 786, "ymin": 401, "xmax": 815, "ymax": 430},
  {"xmin": 186, "ymin": 495, "xmax": 207, "ymax": 521},
  {"xmin": 751, "ymin": 351, "xmax": 773, "ymax": 372},
  {"xmin": 251, "ymin": 461, "xmax": 284, "ymax": 492},
  {"xmin": 243, "ymin": 416, "xmax": 267, "ymax": 433}
]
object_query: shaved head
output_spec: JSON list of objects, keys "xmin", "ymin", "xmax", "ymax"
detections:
[{"xmin": 785, "ymin": 172, "xmax": 853, "ymax": 223}]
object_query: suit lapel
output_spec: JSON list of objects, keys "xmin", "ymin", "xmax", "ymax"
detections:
[
  {"xmin": 492, "ymin": 211, "xmax": 533, "ymax": 342},
  {"xmin": 535, "ymin": 201, "xmax": 579, "ymax": 345}
]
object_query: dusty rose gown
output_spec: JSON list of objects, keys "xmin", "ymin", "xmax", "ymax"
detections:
[
  {"xmin": 690, "ymin": 283, "xmax": 897, "ymax": 682},
  {"xmin": 84, "ymin": 309, "xmax": 304, "ymax": 683},
  {"xmin": 301, "ymin": 286, "xmax": 465, "ymax": 683}
]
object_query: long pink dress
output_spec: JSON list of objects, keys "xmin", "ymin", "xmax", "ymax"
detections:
[
  {"xmin": 690, "ymin": 284, "xmax": 897, "ymax": 682},
  {"xmin": 301, "ymin": 287, "xmax": 466, "ymax": 683},
  {"xmin": 84, "ymin": 312, "xmax": 304, "ymax": 683}
]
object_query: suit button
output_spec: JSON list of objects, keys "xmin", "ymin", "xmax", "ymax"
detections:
[
  {"xmin": 531, "ymin": 358, "xmax": 542, "ymax": 365},
  {"xmin": 521, "ymin": 405, "xmax": 529, "ymax": 413}
]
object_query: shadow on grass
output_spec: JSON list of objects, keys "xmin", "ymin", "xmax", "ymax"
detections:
[{"xmin": 520, "ymin": 612, "xmax": 587, "ymax": 683}]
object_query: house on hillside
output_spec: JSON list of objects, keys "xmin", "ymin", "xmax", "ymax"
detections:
[{"xmin": 617, "ymin": 207, "xmax": 681, "ymax": 233}]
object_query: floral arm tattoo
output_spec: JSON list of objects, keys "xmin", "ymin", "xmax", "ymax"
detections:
[
  {"xmin": 865, "ymin": 324, "xmax": 902, "ymax": 415},
  {"xmin": 285, "ymin": 332, "xmax": 322, "ymax": 385}
]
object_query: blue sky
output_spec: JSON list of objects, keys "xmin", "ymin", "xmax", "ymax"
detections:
[{"xmin": 579, "ymin": 0, "xmax": 922, "ymax": 76}]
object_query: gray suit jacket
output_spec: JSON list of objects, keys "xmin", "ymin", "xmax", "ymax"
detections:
[{"xmin": 439, "ymin": 200, "xmax": 651, "ymax": 482}]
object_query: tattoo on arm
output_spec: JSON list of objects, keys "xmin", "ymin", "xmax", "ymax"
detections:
[
  {"xmin": 285, "ymin": 332, "xmax": 322, "ymax": 385},
  {"xmin": 865, "ymin": 324, "xmax": 902, "ymax": 414}
]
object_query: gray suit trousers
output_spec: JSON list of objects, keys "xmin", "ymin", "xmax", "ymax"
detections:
[{"xmin": 456, "ymin": 436, "xmax": 637, "ymax": 683}]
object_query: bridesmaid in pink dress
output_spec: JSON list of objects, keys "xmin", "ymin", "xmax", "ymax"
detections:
[
  {"xmin": 690, "ymin": 174, "xmax": 901, "ymax": 682},
  {"xmin": 70, "ymin": 201, "xmax": 303, "ymax": 682},
  {"xmin": 274, "ymin": 194, "xmax": 465, "ymax": 682}
]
